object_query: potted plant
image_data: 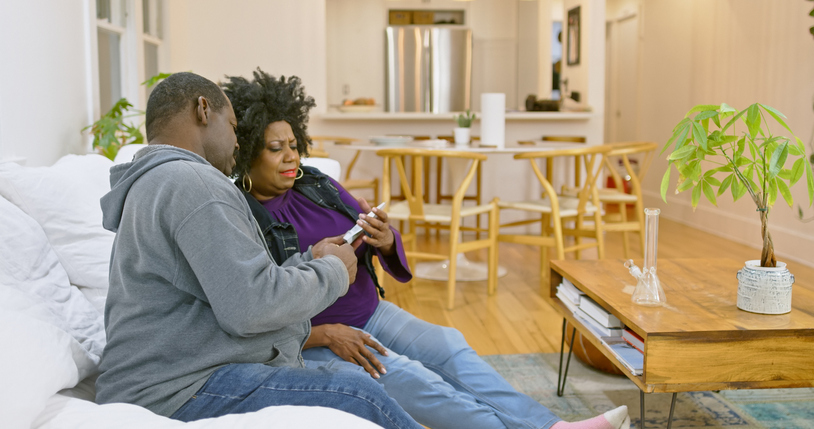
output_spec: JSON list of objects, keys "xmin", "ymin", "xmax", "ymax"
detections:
[
  {"xmin": 83, "ymin": 73, "xmax": 172, "ymax": 161},
  {"xmin": 453, "ymin": 110, "xmax": 476, "ymax": 145},
  {"xmin": 660, "ymin": 102, "xmax": 814, "ymax": 314}
]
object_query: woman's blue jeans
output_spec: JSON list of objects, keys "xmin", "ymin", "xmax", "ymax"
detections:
[
  {"xmin": 170, "ymin": 361, "xmax": 421, "ymax": 429},
  {"xmin": 302, "ymin": 301, "xmax": 562, "ymax": 429}
]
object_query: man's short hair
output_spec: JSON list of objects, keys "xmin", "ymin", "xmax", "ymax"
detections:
[{"xmin": 145, "ymin": 72, "xmax": 229, "ymax": 142}]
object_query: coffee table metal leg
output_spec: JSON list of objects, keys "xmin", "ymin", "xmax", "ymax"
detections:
[
  {"xmin": 667, "ymin": 392, "xmax": 677, "ymax": 429},
  {"xmin": 640, "ymin": 390, "xmax": 645, "ymax": 429},
  {"xmin": 556, "ymin": 318, "xmax": 576, "ymax": 397},
  {"xmin": 639, "ymin": 390, "xmax": 678, "ymax": 429}
]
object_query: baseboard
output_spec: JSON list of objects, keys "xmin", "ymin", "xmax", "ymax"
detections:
[{"xmin": 642, "ymin": 190, "xmax": 814, "ymax": 269}]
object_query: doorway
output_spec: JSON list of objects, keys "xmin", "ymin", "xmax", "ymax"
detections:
[{"xmin": 605, "ymin": 11, "xmax": 640, "ymax": 143}]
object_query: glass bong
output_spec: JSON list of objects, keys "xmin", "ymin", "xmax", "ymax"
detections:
[{"xmin": 624, "ymin": 208, "xmax": 667, "ymax": 306}]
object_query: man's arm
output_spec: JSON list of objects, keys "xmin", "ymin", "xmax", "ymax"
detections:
[{"xmin": 175, "ymin": 200, "xmax": 350, "ymax": 337}]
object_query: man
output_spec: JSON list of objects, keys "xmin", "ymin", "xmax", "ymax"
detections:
[{"xmin": 96, "ymin": 72, "xmax": 420, "ymax": 429}]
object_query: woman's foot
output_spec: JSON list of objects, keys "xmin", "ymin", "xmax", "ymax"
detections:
[{"xmin": 550, "ymin": 405, "xmax": 629, "ymax": 429}]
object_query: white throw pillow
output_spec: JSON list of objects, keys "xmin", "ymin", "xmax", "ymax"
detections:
[
  {"xmin": 0, "ymin": 155, "xmax": 115, "ymax": 312},
  {"xmin": 0, "ymin": 286, "xmax": 98, "ymax": 429},
  {"xmin": 0, "ymin": 196, "xmax": 105, "ymax": 361}
]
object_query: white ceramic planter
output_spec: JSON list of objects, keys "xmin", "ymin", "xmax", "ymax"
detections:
[
  {"xmin": 453, "ymin": 127, "xmax": 471, "ymax": 145},
  {"xmin": 736, "ymin": 260, "xmax": 794, "ymax": 315}
]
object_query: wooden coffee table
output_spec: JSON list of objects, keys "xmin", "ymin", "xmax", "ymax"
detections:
[{"xmin": 548, "ymin": 258, "xmax": 814, "ymax": 428}]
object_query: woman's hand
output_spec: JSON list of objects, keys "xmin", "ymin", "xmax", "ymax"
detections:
[
  {"xmin": 305, "ymin": 324, "xmax": 388, "ymax": 379},
  {"xmin": 355, "ymin": 198, "xmax": 396, "ymax": 256}
]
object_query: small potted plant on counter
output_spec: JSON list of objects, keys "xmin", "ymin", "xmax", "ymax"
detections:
[
  {"xmin": 661, "ymin": 102, "xmax": 814, "ymax": 314},
  {"xmin": 453, "ymin": 110, "xmax": 476, "ymax": 145}
]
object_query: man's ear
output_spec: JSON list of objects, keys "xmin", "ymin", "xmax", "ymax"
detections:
[{"xmin": 196, "ymin": 96, "xmax": 211, "ymax": 126}]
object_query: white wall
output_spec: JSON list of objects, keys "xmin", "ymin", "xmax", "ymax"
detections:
[
  {"xmin": 0, "ymin": 0, "xmax": 93, "ymax": 166},
  {"xmin": 168, "ymin": 0, "xmax": 327, "ymax": 112},
  {"xmin": 636, "ymin": 0, "xmax": 814, "ymax": 267}
]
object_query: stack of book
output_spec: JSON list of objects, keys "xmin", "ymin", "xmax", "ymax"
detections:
[
  {"xmin": 600, "ymin": 336, "xmax": 644, "ymax": 375},
  {"xmin": 622, "ymin": 328, "xmax": 644, "ymax": 353},
  {"xmin": 575, "ymin": 296, "xmax": 624, "ymax": 338},
  {"xmin": 555, "ymin": 278, "xmax": 585, "ymax": 315}
]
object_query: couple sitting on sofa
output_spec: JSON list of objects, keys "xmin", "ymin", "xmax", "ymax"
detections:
[{"xmin": 96, "ymin": 70, "xmax": 629, "ymax": 429}]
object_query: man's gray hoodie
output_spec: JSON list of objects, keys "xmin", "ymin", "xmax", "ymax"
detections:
[{"xmin": 95, "ymin": 145, "xmax": 349, "ymax": 417}]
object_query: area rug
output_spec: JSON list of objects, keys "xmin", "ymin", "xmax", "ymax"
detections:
[{"xmin": 482, "ymin": 353, "xmax": 814, "ymax": 429}]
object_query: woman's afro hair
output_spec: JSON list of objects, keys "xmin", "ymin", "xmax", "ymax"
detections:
[{"xmin": 222, "ymin": 68, "xmax": 316, "ymax": 179}]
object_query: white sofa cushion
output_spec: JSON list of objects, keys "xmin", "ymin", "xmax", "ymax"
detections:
[{"xmin": 0, "ymin": 155, "xmax": 115, "ymax": 312}]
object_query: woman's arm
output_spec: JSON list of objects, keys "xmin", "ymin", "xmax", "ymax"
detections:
[{"xmin": 305, "ymin": 324, "xmax": 389, "ymax": 378}]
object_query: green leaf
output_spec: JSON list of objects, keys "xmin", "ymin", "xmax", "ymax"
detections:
[
  {"xmin": 671, "ymin": 117, "xmax": 691, "ymax": 133},
  {"xmin": 691, "ymin": 182, "xmax": 702, "ymax": 208},
  {"xmin": 805, "ymin": 157, "xmax": 814, "ymax": 206},
  {"xmin": 660, "ymin": 167, "xmax": 671, "ymax": 202},
  {"xmin": 663, "ymin": 124, "xmax": 690, "ymax": 155},
  {"xmin": 759, "ymin": 103, "xmax": 793, "ymax": 135},
  {"xmin": 685, "ymin": 104, "xmax": 720, "ymax": 117},
  {"xmin": 778, "ymin": 168, "xmax": 792, "ymax": 180},
  {"xmin": 735, "ymin": 137, "xmax": 746, "ymax": 159},
  {"xmin": 668, "ymin": 144, "xmax": 696, "ymax": 161},
  {"xmin": 732, "ymin": 177, "xmax": 746, "ymax": 201},
  {"xmin": 705, "ymin": 175, "xmax": 722, "ymax": 186},
  {"xmin": 735, "ymin": 156, "xmax": 752, "ymax": 167},
  {"xmin": 690, "ymin": 160, "xmax": 703, "ymax": 181},
  {"xmin": 776, "ymin": 178, "xmax": 793, "ymax": 207},
  {"xmin": 745, "ymin": 104, "xmax": 761, "ymax": 138},
  {"xmin": 141, "ymin": 72, "xmax": 173, "ymax": 87},
  {"xmin": 768, "ymin": 178, "xmax": 778, "ymax": 207},
  {"xmin": 722, "ymin": 108, "xmax": 747, "ymax": 133},
  {"xmin": 719, "ymin": 103, "xmax": 736, "ymax": 113},
  {"xmin": 695, "ymin": 110, "xmax": 718, "ymax": 121},
  {"xmin": 788, "ymin": 141, "xmax": 803, "ymax": 156},
  {"xmin": 702, "ymin": 181, "xmax": 717, "ymax": 206},
  {"xmin": 692, "ymin": 121, "xmax": 708, "ymax": 150},
  {"xmin": 718, "ymin": 174, "xmax": 734, "ymax": 196},
  {"xmin": 677, "ymin": 177, "xmax": 695, "ymax": 192},
  {"xmin": 768, "ymin": 142, "xmax": 789, "ymax": 180},
  {"xmin": 712, "ymin": 112, "xmax": 721, "ymax": 128},
  {"xmin": 795, "ymin": 136, "xmax": 807, "ymax": 154},
  {"xmin": 791, "ymin": 158, "xmax": 805, "ymax": 185},
  {"xmin": 747, "ymin": 137, "xmax": 759, "ymax": 159}
]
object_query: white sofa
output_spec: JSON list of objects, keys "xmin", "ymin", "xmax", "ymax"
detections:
[{"xmin": 0, "ymin": 151, "xmax": 377, "ymax": 429}]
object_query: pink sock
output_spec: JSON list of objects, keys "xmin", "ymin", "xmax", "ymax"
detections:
[{"xmin": 551, "ymin": 405, "xmax": 629, "ymax": 429}]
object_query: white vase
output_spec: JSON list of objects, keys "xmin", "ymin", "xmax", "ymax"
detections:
[
  {"xmin": 453, "ymin": 127, "xmax": 471, "ymax": 145},
  {"xmin": 736, "ymin": 260, "xmax": 794, "ymax": 315}
]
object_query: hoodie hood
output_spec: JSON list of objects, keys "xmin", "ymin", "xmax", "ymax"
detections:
[{"xmin": 100, "ymin": 145, "xmax": 213, "ymax": 232}]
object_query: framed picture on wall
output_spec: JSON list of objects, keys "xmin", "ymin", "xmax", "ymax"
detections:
[{"xmin": 567, "ymin": 6, "xmax": 581, "ymax": 65}]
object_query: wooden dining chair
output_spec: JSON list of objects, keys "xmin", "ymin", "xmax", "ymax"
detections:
[
  {"xmin": 596, "ymin": 141, "xmax": 659, "ymax": 258},
  {"xmin": 310, "ymin": 136, "xmax": 379, "ymax": 204},
  {"xmin": 496, "ymin": 144, "xmax": 610, "ymax": 288},
  {"xmin": 378, "ymin": 147, "xmax": 499, "ymax": 310},
  {"xmin": 435, "ymin": 135, "xmax": 483, "ymax": 238}
]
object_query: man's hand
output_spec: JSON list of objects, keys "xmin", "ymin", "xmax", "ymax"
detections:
[
  {"xmin": 305, "ymin": 324, "xmax": 388, "ymax": 379},
  {"xmin": 313, "ymin": 235, "xmax": 357, "ymax": 284}
]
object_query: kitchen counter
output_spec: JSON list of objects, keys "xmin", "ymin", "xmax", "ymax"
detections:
[{"xmin": 317, "ymin": 111, "xmax": 593, "ymax": 121}]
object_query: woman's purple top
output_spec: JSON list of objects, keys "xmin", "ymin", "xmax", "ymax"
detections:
[{"xmin": 261, "ymin": 178, "xmax": 411, "ymax": 328}]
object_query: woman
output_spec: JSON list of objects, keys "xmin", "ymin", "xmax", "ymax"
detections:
[{"xmin": 222, "ymin": 69, "xmax": 629, "ymax": 429}]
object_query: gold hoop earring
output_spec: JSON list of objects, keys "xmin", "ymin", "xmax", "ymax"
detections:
[
  {"xmin": 295, "ymin": 168, "xmax": 304, "ymax": 180},
  {"xmin": 242, "ymin": 175, "xmax": 252, "ymax": 192}
]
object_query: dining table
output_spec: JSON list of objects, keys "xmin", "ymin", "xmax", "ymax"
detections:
[{"xmin": 333, "ymin": 138, "xmax": 586, "ymax": 282}]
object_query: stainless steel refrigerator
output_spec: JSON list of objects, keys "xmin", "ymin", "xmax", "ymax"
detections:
[{"xmin": 385, "ymin": 26, "xmax": 472, "ymax": 113}]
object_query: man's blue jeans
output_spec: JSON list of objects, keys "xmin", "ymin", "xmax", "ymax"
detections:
[
  {"xmin": 170, "ymin": 362, "xmax": 421, "ymax": 429},
  {"xmin": 302, "ymin": 301, "xmax": 562, "ymax": 429}
]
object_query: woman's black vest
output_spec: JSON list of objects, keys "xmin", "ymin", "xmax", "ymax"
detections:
[{"xmin": 239, "ymin": 165, "xmax": 384, "ymax": 298}]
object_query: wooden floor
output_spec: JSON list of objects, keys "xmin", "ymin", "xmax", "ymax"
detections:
[{"xmin": 381, "ymin": 218, "xmax": 814, "ymax": 356}]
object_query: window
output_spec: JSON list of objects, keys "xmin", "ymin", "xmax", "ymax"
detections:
[{"xmin": 94, "ymin": 0, "xmax": 166, "ymax": 115}]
